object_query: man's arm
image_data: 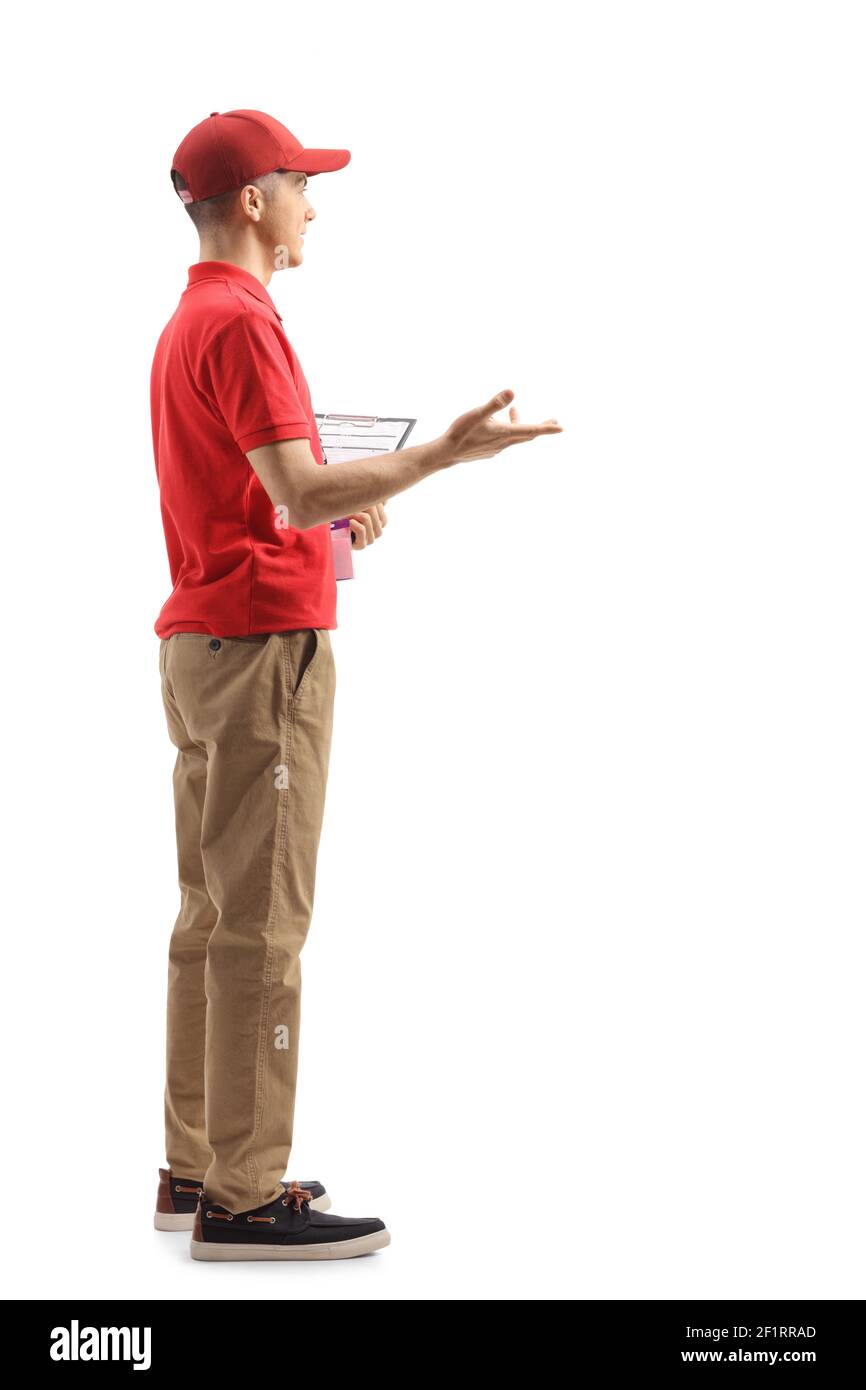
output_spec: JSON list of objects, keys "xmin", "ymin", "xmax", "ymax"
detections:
[
  {"xmin": 247, "ymin": 435, "xmax": 445, "ymax": 530},
  {"xmin": 246, "ymin": 389, "xmax": 562, "ymax": 530}
]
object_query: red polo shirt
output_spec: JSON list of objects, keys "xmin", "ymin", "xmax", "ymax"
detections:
[{"xmin": 150, "ymin": 260, "xmax": 336, "ymax": 637}]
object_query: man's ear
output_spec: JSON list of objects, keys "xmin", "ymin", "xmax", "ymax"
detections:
[{"xmin": 239, "ymin": 183, "xmax": 264, "ymax": 223}]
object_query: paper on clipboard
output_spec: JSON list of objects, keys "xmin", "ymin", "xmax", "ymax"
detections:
[{"xmin": 315, "ymin": 414, "xmax": 417, "ymax": 580}]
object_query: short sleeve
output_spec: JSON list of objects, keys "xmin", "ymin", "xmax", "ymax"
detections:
[{"xmin": 200, "ymin": 312, "xmax": 312, "ymax": 452}]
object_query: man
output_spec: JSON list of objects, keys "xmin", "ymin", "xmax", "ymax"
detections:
[{"xmin": 151, "ymin": 109, "xmax": 562, "ymax": 1262}]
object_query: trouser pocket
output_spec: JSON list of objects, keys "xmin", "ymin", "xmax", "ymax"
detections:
[{"xmin": 288, "ymin": 629, "xmax": 321, "ymax": 701}]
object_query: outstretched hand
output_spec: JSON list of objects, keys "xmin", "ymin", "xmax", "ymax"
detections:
[{"xmin": 441, "ymin": 389, "xmax": 562, "ymax": 464}]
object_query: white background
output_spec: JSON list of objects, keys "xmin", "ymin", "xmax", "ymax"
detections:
[{"xmin": 1, "ymin": 0, "xmax": 864, "ymax": 1301}]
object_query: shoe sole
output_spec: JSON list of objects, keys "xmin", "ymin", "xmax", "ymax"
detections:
[
  {"xmin": 155, "ymin": 1193, "xmax": 331, "ymax": 1231},
  {"xmin": 190, "ymin": 1228, "xmax": 391, "ymax": 1261}
]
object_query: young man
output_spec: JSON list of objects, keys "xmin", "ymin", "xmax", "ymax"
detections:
[{"xmin": 150, "ymin": 109, "xmax": 562, "ymax": 1262}]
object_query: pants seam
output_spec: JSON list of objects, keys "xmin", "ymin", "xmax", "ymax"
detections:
[{"xmin": 247, "ymin": 634, "xmax": 294, "ymax": 1209}]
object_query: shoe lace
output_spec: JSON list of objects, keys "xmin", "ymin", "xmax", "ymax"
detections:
[{"xmin": 282, "ymin": 1180, "xmax": 313, "ymax": 1212}]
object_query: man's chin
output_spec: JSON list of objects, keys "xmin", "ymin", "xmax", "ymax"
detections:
[{"xmin": 274, "ymin": 250, "xmax": 302, "ymax": 272}]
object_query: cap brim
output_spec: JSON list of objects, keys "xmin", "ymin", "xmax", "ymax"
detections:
[{"xmin": 286, "ymin": 147, "xmax": 351, "ymax": 175}]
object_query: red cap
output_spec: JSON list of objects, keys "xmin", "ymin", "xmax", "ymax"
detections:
[{"xmin": 172, "ymin": 109, "xmax": 351, "ymax": 203}]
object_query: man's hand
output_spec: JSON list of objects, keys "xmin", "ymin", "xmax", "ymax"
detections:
[
  {"xmin": 438, "ymin": 388, "xmax": 562, "ymax": 466},
  {"xmin": 348, "ymin": 501, "xmax": 388, "ymax": 549}
]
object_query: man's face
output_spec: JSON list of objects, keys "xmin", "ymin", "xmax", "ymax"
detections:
[{"xmin": 267, "ymin": 170, "xmax": 315, "ymax": 269}]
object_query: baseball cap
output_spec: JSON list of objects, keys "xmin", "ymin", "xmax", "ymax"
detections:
[{"xmin": 172, "ymin": 109, "xmax": 351, "ymax": 203}]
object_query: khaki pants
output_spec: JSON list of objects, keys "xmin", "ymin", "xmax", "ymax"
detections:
[{"xmin": 158, "ymin": 629, "xmax": 336, "ymax": 1214}]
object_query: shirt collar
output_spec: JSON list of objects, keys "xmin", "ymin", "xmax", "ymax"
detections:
[{"xmin": 186, "ymin": 261, "xmax": 282, "ymax": 321}]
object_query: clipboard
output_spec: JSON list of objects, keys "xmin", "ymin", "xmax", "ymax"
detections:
[{"xmin": 315, "ymin": 414, "xmax": 417, "ymax": 580}]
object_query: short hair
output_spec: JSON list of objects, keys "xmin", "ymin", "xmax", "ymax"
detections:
[{"xmin": 170, "ymin": 168, "xmax": 302, "ymax": 232}]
